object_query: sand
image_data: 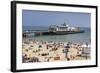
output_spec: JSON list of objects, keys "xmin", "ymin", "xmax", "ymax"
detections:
[{"xmin": 22, "ymin": 39, "xmax": 91, "ymax": 63}]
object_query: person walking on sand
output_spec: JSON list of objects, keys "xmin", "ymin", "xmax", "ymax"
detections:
[{"xmin": 63, "ymin": 44, "xmax": 70, "ymax": 60}]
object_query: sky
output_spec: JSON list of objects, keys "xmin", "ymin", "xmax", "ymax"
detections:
[{"xmin": 22, "ymin": 10, "xmax": 91, "ymax": 27}]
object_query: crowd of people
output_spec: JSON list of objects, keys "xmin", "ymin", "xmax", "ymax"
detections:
[{"xmin": 22, "ymin": 39, "xmax": 91, "ymax": 63}]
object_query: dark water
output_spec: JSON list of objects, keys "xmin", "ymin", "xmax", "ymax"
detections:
[{"xmin": 23, "ymin": 26, "xmax": 91, "ymax": 43}]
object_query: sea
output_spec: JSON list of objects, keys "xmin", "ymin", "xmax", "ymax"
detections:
[{"xmin": 23, "ymin": 26, "xmax": 91, "ymax": 43}]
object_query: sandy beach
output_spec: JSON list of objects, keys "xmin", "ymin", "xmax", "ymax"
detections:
[{"xmin": 22, "ymin": 38, "xmax": 91, "ymax": 63}]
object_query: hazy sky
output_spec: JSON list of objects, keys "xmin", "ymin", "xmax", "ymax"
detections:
[{"xmin": 22, "ymin": 10, "xmax": 91, "ymax": 27}]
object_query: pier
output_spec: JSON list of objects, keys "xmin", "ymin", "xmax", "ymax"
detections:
[
  {"xmin": 23, "ymin": 30, "xmax": 84, "ymax": 37},
  {"xmin": 23, "ymin": 23, "xmax": 85, "ymax": 37}
]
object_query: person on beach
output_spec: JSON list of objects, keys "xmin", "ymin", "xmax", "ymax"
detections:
[{"xmin": 63, "ymin": 44, "xmax": 70, "ymax": 60}]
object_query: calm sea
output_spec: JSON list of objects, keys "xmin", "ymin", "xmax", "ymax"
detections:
[{"xmin": 23, "ymin": 26, "xmax": 91, "ymax": 43}]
